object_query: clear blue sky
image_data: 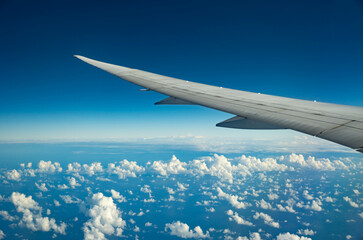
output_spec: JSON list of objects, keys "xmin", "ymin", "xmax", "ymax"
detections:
[{"xmin": 0, "ymin": 0, "xmax": 362, "ymax": 142}]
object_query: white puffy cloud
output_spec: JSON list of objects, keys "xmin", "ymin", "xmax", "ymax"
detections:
[
  {"xmin": 276, "ymin": 232, "xmax": 312, "ymax": 240},
  {"xmin": 68, "ymin": 177, "xmax": 80, "ymax": 188},
  {"xmin": 10, "ymin": 192, "xmax": 66, "ymax": 234},
  {"xmin": 60, "ymin": 195, "xmax": 80, "ymax": 204},
  {"xmin": 58, "ymin": 184, "xmax": 69, "ymax": 190},
  {"xmin": 235, "ymin": 155, "xmax": 289, "ymax": 172},
  {"xmin": 253, "ymin": 212, "xmax": 279, "ymax": 228},
  {"xmin": 217, "ymin": 187, "xmax": 250, "ymax": 209},
  {"xmin": 140, "ymin": 185, "xmax": 152, "ymax": 194},
  {"xmin": 276, "ymin": 204, "xmax": 296, "ymax": 213},
  {"xmin": 67, "ymin": 162, "xmax": 103, "ymax": 176},
  {"xmin": 237, "ymin": 232, "xmax": 261, "ymax": 240},
  {"xmin": 0, "ymin": 230, "xmax": 4, "ymax": 240},
  {"xmin": 343, "ymin": 197, "xmax": 359, "ymax": 208},
  {"xmin": 6, "ymin": 169, "xmax": 21, "ymax": 181},
  {"xmin": 83, "ymin": 193, "xmax": 126, "ymax": 240},
  {"xmin": 83, "ymin": 162, "xmax": 103, "ymax": 176},
  {"xmin": 151, "ymin": 155, "xmax": 187, "ymax": 176},
  {"xmin": 107, "ymin": 160, "xmax": 145, "ymax": 179},
  {"xmin": 177, "ymin": 182, "xmax": 188, "ymax": 191},
  {"xmin": 287, "ymin": 154, "xmax": 348, "ymax": 171},
  {"xmin": 0, "ymin": 210, "xmax": 17, "ymax": 221},
  {"xmin": 296, "ymin": 200, "xmax": 323, "ymax": 212},
  {"xmin": 35, "ymin": 183, "xmax": 48, "ymax": 192},
  {"xmin": 54, "ymin": 200, "xmax": 61, "ymax": 207},
  {"xmin": 165, "ymin": 221, "xmax": 209, "ymax": 239},
  {"xmin": 37, "ymin": 160, "xmax": 62, "ymax": 174},
  {"xmin": 256, "ymin": 199, "xmax": 274, "ymax": 210},
  {"xmin": 226, "ymin": 210, "xmax": 254, "ymax": 226},
  {"xmin": 303, "ymin": 190, "xmax": 313, "ymax": 200},
  {"xmin": 110, "ymin": 189, "xmax": 127, "ymax": 203},
  {"xmin": 297, "ymin": 229, "xmax": 316, "ymax": 236},
  {"xmin": 145, "ymin": 222, "xmax": 152, "ymax": 227},
  {"xmin": 267, "ymin": 193, "xmax": 279, "ymax": 200}
]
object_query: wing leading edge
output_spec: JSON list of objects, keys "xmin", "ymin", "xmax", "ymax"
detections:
[{"xmin": 75, "ymin": 55, "xmax": 363, "ymax": 153}]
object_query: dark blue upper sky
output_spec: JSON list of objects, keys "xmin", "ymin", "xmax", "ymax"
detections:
[{"xmin": 1, "ymin": 0, "xmax": 362, "ymax": 141}]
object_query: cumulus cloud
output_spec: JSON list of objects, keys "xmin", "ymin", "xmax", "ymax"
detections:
[
  {"xmin": 217, "ymin": 187, "xmax": 250, "ymax": 209},
  {"xmin": 67, "ymin": 162, "xmax": 103, "ymax": 176},
  {"xmin": 37, "ymin": 160, "xmax": 62, "ymax": 173},
  {"xmin": 297, "ymin": 229, "xmax": 316, "ymax": 236},
  {"xmin": 296, "ymin": 199, "xmax": 323, "ymax": 212},
  {"xmin": 83, "ymin": 162, "xmax": 103, "ymax": 176},
  {"xmin": 83, "ymin": 193, "xmax": 126, "ymax": 240},
  {"xmin": 60, "ymin": 195, "xmax": 80, "ymax": 204},
  {"xmin": 267, "ymin": 193, "xmax": 279, "ymax": 200},
  {"xmin": 256, "ymin": 199, "xmax": 274, "ymax": 210},
  {"xmin": 287, "ymin": 154, "xmax": 348, "ymax": 171},
  {"xmin": 10, "ymin": 192, "xmax": 66, "ymax": 234},
  {"xmin": 276, "ymin": 232, "xmax": 312, "ymax": 240},
  {"xmin": 343, "ymin": 197, "xmax": 359, "ymax": 208},
  {"xmin": 68, "ymin": 177, "xmax": 80, "ymax": 188},
  {"xmin": 35, "ymin": 183, "xmax": 48, "ymax": 192},
  {"xmin": 151, "ymin": 155, "xmax": 187, "ymax": 176},
  {"xmin": 107, "ymin": 160, "xmax": 145, "ymax": 179},
  {"xmin": 165, "ymin": 221, "xmax": 209, "ymax": 239},
  {"xmin": 0, "ymin": 210, "xmax": 17, "ymax": 221},
  {"xmin": 0, "ymin": 230, "xmax": 4, "ymax": 240},
  {"xmin": 177, "ymin": 182, "xmax": 188, "ymax": 191},
  {"xmin": 110, "ymin": 189, "xmax": 127, "ymax": 203},
  {"xmin": 253, "ymin": 212, "xmax": 279, "ymax": 228},
  {"xmin": 6, "ymin": 169, "xmax": 21, "ymax": 181},
  {"xmin": 237, "ymin": 232, "xmax": 261, "ymax": 240},
  {"xmin": 226, "ymin": 210, "xmax": 254, "ymax": 226}
]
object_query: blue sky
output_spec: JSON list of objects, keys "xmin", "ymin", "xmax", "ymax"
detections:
[{"xmin": 0, "ymin": 0, "xmax": 363, "ymax": 143}]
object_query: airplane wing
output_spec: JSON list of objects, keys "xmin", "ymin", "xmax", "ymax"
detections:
[{"xmin": 75, "ymin": 55, "xmax": 363, "ymax": 153}]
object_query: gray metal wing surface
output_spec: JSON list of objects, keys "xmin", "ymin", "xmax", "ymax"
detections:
[{"xmin": 75, "ymin": 55, "xmax": 363, "ymax": 153}]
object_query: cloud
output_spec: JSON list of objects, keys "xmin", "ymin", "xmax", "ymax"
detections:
[
  {"xmin": 237, "ymin": 232, "xmax": 261, "ymax": 240},
  {"xmin": 267, "ymin": 193, "xmax": 279, "ymax": 200},
  {"xmin": 6, "ymin": 169, "xmax": 21, "ymax": 181},
  {"xmin": 253, "ymin": 212, "xmax": 279, "ymax": 228},
  {"xmin": 256, "ymin": 199, "xmax": 274, "ymax": 210},
  {"xmin": 297, "ymin": 229, "xmax": 316, "ymax": 236},
  {"xmin": 107, "ymin": 160, "xmax": 145, "ymax": 179},
  {"xmin": 35, "ymin": 183, "xmax": 48, "ymax": 192},
  {"xmin": 276, "ymin": 232, "xmax": 312, "ymax": 240},
  {"xmin": 287, "ymin": 154, "xmax": 348, "ymax": 171},
  {"xmin": 83, "ymin": 163, "xmax": 103, "ymax": 176},
  {"xmin": 0, "ymin": 210, "xmax": 17, "ymax": 221},
  {"xmin": 296, "ymin": 200, "xmax": 323, "ymax": 212},
  {"xmin": 343, "ymin": 197, "xmax": 359, "ymax": 208},
  {"xmin": 226, "ymin": 210, "xmax": 254, "ymax": 226},
  {"xmin": 177, "ymin": 182, "xmax": 188, "ymax": 191},
  {"xmin": 67, "ymin": 162, "xmax": 103, "ymax": 176},
  {"xmin": 83, "ymin": 193, "xmax": 126, "ymax": 240},
  {"xmin": 110, "ymin": 189, "xmax": 127, "ymax": 203},
  {"xmin": 145, "ymin": 222, "xmax": 152, "ymax": 227},
  {"xmin": 10, "ymin": 192, "xmax": 66, "ymax": 234},
  {"xmin": 0, "ymin": 230, "xmax": 4, "ymax": 240},
  {"xmin": 217, "ymin": 187, "xmax": 250, "ymax": 209},
  {"xmin": 60, "ymin": 195, "xmax": 80, "ymax": 204},
  {"xmin": 151, "ymin": 155, "xmax": 187, "ymax": 176},
  {"xmin": 68, "ymin": 177, "xmax": 80, "ymax": 188},
  {"xmin": 165, "ymin": 221, "xmax": 209, "ymax": 239},
  {"xmin": 37, "ymin": 160, "xmax": 62, "ymax": 174}
]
